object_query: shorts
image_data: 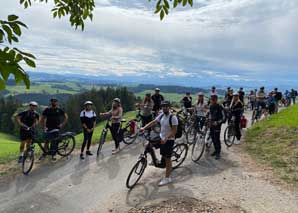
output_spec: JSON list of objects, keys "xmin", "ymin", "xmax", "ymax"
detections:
[
  {"xmin": 20, "ymin": 129, "xmax": 33, "ymax": 141},
  {"xmin": 256, "ymin": 101, "xmax": 266, "ymax": 110},
  {"xmin": 44, "ymin": 131, "xmax": 59, "ymax": 141},
  {"xmin": 154, "ymin": 140, "xmax": 175, "ymax": 158}
]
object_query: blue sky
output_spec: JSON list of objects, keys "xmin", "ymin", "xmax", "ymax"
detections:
[{"xmin": 1, "ymin": 0, "xmax": 298, "ymax": 87}]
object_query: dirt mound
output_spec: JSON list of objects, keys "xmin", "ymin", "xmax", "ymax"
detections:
[{"xmin": 128, "ymin": 197, "xmax": 245, "ymax": 213}]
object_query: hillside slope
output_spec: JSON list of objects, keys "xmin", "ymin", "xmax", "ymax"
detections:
[{"xmin": 245, "ymin": 105, "xmax": 298, "ymax": 183}]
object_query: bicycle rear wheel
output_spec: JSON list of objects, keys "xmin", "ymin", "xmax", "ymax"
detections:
[
  {"xmin": 172, "ymin": 143, "xmax": 188, "ymax": 169},
  {"xmin": 57, "ymin": 135, "xmax": 76, "ymax": 157},
  {"xmin": 186, "ymin": 127, "xmax": 197, "ymax": 145},
  {"xmin": 126, "ymin": 158, "xmax": 147, "ymax": 189},
  {"xmin": 191, "ymin": 134, "xmax": 205, "ymax": 162},
  {"xmin": 97, "ymin": 131, "xmax": 106, "ymax": 156},
  {"xmin": 22, "ymin": 149, "xmax": 34, "ymax": 175},
  {"xmin": 224, "ymin": 125, "xmax": 235, "ymax": 147}
]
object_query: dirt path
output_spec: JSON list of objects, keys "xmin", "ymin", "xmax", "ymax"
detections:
[{"xmin": 0, "ymin": 111, "xmax": 297, "ymax": 213}]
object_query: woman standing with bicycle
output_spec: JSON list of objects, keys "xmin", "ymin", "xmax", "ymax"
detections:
[
  {"xmin": 230, "ymin": 93, "xmax": 244, "ymax": 143},
  {"xmin": 100, "ymin": 98, "xmax": 123, "ymax": 155},
  {"xmin": 80, "ymin": 101, "xmax": 96, "ymax": 160}
]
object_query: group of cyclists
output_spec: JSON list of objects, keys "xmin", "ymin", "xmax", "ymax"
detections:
[{"xmin": 14, "ymin": 86, "xmax": 297, "ymax": 186}]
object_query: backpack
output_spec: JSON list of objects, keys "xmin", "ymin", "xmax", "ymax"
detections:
[
  {"xmin": 276, "ymin": 92, "xmax": 282, "ymax": 101},
  {"xmin": 160, "ymin": 114, "xmax": 183, "ymax": 139}
]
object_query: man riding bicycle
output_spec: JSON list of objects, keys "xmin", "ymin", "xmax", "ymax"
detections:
[
  {"xmin": 16, "ymin": 101, "xmax": 40, "ymax": 163},
  {"xmin": 40, "ymin": 98, "xmax": 68, "ymax": 161},
  {"xmin": 140, "ymin": 100, "xmax": 178, "ymax": 186}
]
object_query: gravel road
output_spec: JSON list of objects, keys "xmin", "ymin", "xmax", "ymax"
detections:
[{"xmin": 0, "ymin": 111, "xmax": 297, "ymax": 213}]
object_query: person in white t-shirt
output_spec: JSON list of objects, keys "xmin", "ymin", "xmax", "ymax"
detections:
[
  {"xmin": 80, "ymin": 101, "xmax": 96, "ymax": 160},
  {"xmin": 141, "ymin": 100, "xmax": 178, "ymax": 186}
]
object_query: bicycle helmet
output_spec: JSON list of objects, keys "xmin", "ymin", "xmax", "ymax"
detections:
[
  {"xmin": 233, "ymin": 92, "xmax": 239, "ymax": 96},
  {"xmin": 198, "ymin": 92, "xmax": 204, "ymax": 96},
  {"xmin": 155, "ymin": 88, "xmax": 160, "ymax": 91},
  {"xmin": 84, "ymin": 101, "xmax": 93, "ymax": 106},
  {"xmin": 161, "ymin": 100, "xmax": 171, "ymax": 106},
  {"xmin": 113, "ymin": 98, "xmax": 121, "ymax": 103},
  {"xmin": 29, "ymin": 101, "xmax": 38, "ymax": 106}
]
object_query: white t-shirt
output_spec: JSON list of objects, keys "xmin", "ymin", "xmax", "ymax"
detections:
[
  {"xmin": 155, "ymin": 113, "xmax": 178, "ymax": 141},
  {"xmin": 80, "ymin": 110, "xmax": 96, "ymax": 118},
  {"xmin": 196, "ymin": 102, "xmax": 208, "ymax": 117}
]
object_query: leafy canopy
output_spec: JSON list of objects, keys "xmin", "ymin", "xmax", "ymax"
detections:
[{"xmin": 0, "ymin": 0, "xmax": 193, "ymax": 90}]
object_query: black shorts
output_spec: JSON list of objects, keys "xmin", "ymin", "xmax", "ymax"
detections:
[
  {"xmin": 154, "ymin": 140, "xmax": 175, "ymax": 158},
  {"xmin": 20, "ymin": 129, "xmax": 33, "ymax": 141}
]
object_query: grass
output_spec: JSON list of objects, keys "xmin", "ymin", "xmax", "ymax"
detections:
[
  {"xmin": 244, "ymin": 105, "xmax": 298, "ymax": 183},
  {"xmin": 0, "ymin": 111, "xmax": 137, "ymax": 165},
  {"xmin": 0, "ymin": 133, "xmax": 20, "ymax": 164}
]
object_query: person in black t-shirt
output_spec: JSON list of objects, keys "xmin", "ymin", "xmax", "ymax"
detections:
[
  {"xmin": 208, "ymin": 94, "xmax": 226, "ymax": 160},
  {"xmin": 40, "ymin": 98, "xmax": 68, "ymax": 160},
  {"xmin": 151, "ymin": 88, "xmax": 164, "ymax": 115},
  {"xmin": 79, "ymin": 101, "xmax": 96, "ymax": 160},
  {"xmin": 230, "ymin": 93, "xmax": 244, "ymax": 142},
  {"xmin": 16, "ymin": 101, "xmax": 40, "ymax": 163},
  {"xmin": 181, "ymin": 92, "xmax": 192, "ymax": 109}
]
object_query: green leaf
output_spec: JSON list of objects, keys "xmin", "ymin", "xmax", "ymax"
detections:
[
  {"xmin": 83, "ymin": 9, "xmax": 88, "ymax": 20},
  {"xmin": 188, "ymin": 0, "xmax": 193, "ymax": 7},
  {"xmin": 0, "ymin": 78, "xmax": 5, "ymax": 90},
  {"xmin": 24, "ymin": 1, "xmax": 28, "ymax": 8},
  {"xmin": 0, "ymin": 65, "xmax": 10, "ymax": 80},
  {"xmin": 160, "ymin": 10, "xmax": 165, "ymax": 20},
  {"xmin": 23, "ymin": 57, "xmax": 36, "ymax": 68},
  {"xmin": 53, "ymin": 11, "xmax": 58, "ymax": 18},
  {"xmin": 2, "ymin": 25, "xmax": 12, "ymax": 42},
  {"xmin": 14, "ymin": 48, "xmax": 36, "ymax": 59},
  {"xmin": 15, "ymin": 21, "xmax": 27, "ymax": 28},
  {"xmin": 15, "ymin": 54, "xmax": 23, "ymax": 63},
  {"xmin": 183, "ymin": 0, "xmax": 187, "ymax": 6},
  {"xmin": 155, "ymin": 5, "xmax": 162, "ymax": 14},
  {"xmin": 164, "ymin": 0, "xmax": 170, "ymax": 9},
  {"xmin": 11, "ymin": 36, "xmax": 19, "ymax": 42},
  {"xmin": 0, "ymin": 29, "xmax": 4, "ymax": 42},
  {"xmin": 8, "ymin": 15, "xmax": 18, "ymax": 22},
  {"xmin": 174, "ymin": 0, "xmax": 179, "ymax": 8},
  {"xmin": 11, "ymin": 24, "xmax": 22, "ymax": 36}
]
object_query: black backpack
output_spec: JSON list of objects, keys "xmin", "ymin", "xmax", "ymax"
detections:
[{"xmin": 160, "ymin": 114, "xmax": 183, "ymax": 139}]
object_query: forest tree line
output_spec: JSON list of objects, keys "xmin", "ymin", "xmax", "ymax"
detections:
[{"xmin": 0, "ymin": 87, "xmax": 138, "ymax": 139}]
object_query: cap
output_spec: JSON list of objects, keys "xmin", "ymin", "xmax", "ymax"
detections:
[
  {"xmin": 260, "ymin": 86, "xmax": 264, "ymax": 90},
  {"xmin": 212, "ymin": 86, "xmax": 216, "ymax": 89},
  {"xmin": 161, "ymin": 100, "xmax": 171, "ymax": 106},
  {"xmin": 113, "ymin": 98, "xmax": 121, "ymax": 103},
  {"xmin": 198, "ymin": 92, "xmax": 204, "ymax": 96},
  {"xmin": 84, "ymin": 101, "xmax": 93, "ymax": 106},
  {"xmin": 233, "ymin": 92, "xmax": 239, "ymax": 96},
  {"xmin": 29, "ymin": 101, "xmax": 38, "ymax": 106}
]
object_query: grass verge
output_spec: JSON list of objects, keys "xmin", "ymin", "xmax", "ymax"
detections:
[{"xmin": 244, "ymin": 105, "xmax": 298, "ymax": 183}]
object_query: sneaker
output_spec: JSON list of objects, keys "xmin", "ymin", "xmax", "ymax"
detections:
[
  {"xmin": 18, "ymin": 156, "xmax": 23, "ymax": 163},
  {"xmin": 80, "ymin": 153, "xmax": 84, "ymax": 160},
  {"xmin": 86, "ymin": 151, "xmax": 93, "ymax": 156},
  {"xmin": 158, "ymin": 177, "xmax": 172, "ymax": 187},
  {"xmin": 112, "ymin": 148, "xmax": 120, "ymax": 155},
  {"xmin": 38, "ymin": 153, "xmax": 47, "ymax": 161},
  {"xmin": 215, "ymin": 154, "xmax": 221, "ymax": 160},
  {"xmin": 52, "ymin": 155, "xmax": 57, "ymax": 161}
]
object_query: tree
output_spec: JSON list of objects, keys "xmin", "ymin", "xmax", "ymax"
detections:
[{"xmin": 0, "ymin": 0, "xmax": 193, "ymax": 90}]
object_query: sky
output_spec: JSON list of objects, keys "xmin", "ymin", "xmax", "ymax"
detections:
[{"xmin": 1, "ymin": 0, "xmax": 298, "ymax": 87}]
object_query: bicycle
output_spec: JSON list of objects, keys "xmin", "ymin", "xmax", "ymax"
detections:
[
  {"xmin": 22, "ymin": 128, "xmax": 75, "ymax": 175},
  {"xmin": 96, "ymin": 118, "xmax": 139, "ymax": 156},
  {"xmin": 126, "ymin": 135, "xmax": 188, "ymax": 189},
  {"xmin": 191, "ymin": 120, "xmax": 212, "ymax": 162},
  {"xmin": 223, "ymin": 116, "xmax": 237, "ymax": 147}
]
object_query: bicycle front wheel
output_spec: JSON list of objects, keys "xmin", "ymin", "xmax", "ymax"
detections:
[
  {"xmin": 22, "ymin": 149, "xmax": 34, "ymax": 175},
  {"xmin": 224, "ymin": 125, "xmax": 235, "ymax": 147},
  {"xmin": 57, "ymin": 135, "xmax": 76, "ymax": 157},
  {"xmin": 97, "ymin": 131, "xmax": 106, "ymax": 156},
  {"xmin": 191, "ymin": 134, "xmax": 205, "ymax": 162},
  {"xmin": 172, "ymin": 143, "xmax": 188, "ymax": 169},
  {"xmin": 126, "ymin": 158, "xmax": 147, "ymax": 189}
]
